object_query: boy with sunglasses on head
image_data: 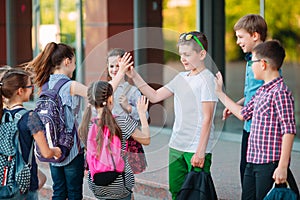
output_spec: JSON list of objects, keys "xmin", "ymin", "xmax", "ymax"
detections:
[
  {"xmin": 215, "ymin": 40, "xmax": 299, "ymax": 199},
  {"xmin": 123, "ymin": 31, "xmax": 218, "ymax": 199},
  {"xmin": 223, "ymin": 14, "xmax": 267, "ymax": 186}
]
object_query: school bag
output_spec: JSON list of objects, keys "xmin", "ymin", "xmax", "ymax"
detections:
[
  {"xmin": 34, "ymin": 78, "xmax": 74, "ymax": 163},
  {"xmin": 176, "ymin": 167, "xmax": 218, "ymax": 200},
  {"xmin": 263, "ymin": 182, "xmax": 297, "ymax": 200},
  {"xmin": 0, "ymin": 109, "xmax": 34, "ymax": 198},
  {"xmin": 86, "ymin": 119, "xmax": 125, "ymax": 186}
]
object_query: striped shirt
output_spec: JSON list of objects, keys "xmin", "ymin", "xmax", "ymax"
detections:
[
  {"xmin": 241, "ymin": 77, "xmax": 296, "ymax": 164},
  {"xmin": 88, "ymin": 115, "xmax": 137, "ymax": 199}
]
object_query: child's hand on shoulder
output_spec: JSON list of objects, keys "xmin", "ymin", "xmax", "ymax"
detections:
[{"xmin": 137, "ymin": 96, "xmax": 149, "ymax": 114}]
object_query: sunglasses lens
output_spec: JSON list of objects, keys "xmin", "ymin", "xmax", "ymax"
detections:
[
  {"xmin": 185, "ymin": 34, "xmax": 193, "ymax": 41},
  {"xmin": 179, "ymin": 33, "xmax": 186, "ymax": 40}
]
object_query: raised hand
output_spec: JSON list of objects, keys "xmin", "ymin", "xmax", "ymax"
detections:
[
  {"xmin": 137, "ymin": 95, "xmax": 149, "ymax": 114},
  {"xmin": 119, "ymin": 94, "xmax": 131, "ymax": 113},
  {"xmin": 118, "ymin": 52, "xmax": 133, "ymax": 74},
  {"xmin": 215, "ymin": 71, "xmax": 224, "ymax": 94}
]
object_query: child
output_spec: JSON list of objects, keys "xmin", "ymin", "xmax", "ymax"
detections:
[
  {"xmin": 223, "ymin": 14, "xmax": 267, "ymax": 186},
  {"xmin": 27, "ymin": 42, "xmax": 87, "ymax": 200},
  {"xmin": 79, "ymin": 81, "xmax": 150, "ymax": 199},
  {"xmin": 124, "ymin": 31, "xmax": 218, "ymax": 199},
  {"xmin": 107, "ymin": 48, "xmax": 148, "ymax": 174},
  {"xmin": 215, "ymin": 40, "xmax": 299, "ymax": 199},
  {"xmin": 107, "ymin": 48, "xmax": 146, "ymax": 120},
  {"xmin": 0, "ymin": 68, "xmax": 62, "ymax": 199}
]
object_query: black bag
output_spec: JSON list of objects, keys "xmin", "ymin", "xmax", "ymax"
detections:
[
  {"xmin": 176, "ymin": 167, "xmax": 218, "ymax": 200},
  {"xmin": 263, "ymin": 182, "xmax": 297, "ymax": 200}
]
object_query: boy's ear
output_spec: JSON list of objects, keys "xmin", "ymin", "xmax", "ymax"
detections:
[
  {"xmin": 260, "ymin": 59, "xmax": 267, "ymax": 71},
  {"xmin": 252, "ymin": 32, "xmax": 260, "ymax": 41},
  {"xmin": 200, "ymin": 50, "xmax": 207, "ymax": 59}
]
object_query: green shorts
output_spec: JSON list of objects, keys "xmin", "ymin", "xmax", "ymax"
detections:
[{"xmin": 168, "ymin": 148, "xmax": 212, "ymax": 200}]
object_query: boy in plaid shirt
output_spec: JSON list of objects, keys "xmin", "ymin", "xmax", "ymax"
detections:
[{"xmin": 215, "ymin": 40, "xmax": 299, "ymax": 199}]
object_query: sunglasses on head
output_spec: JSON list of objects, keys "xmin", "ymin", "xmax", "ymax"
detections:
[{"xmin": 179, "ymin": 32, "xmax": 205, "ymax": 50}]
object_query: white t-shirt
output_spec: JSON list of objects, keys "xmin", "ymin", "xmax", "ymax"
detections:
[{"xmin": 165, "ymin": 69, "xmax": 218, "ymax": 153}]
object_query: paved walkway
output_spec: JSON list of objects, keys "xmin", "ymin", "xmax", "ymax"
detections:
[{"xmin": 38, "ymin": 127, "xmax": 300, "ymax": 200}]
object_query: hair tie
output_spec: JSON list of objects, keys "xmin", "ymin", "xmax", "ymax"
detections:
[{"xmin": 102, "ymin": 102, "xmax": 107, "ymax": 106}]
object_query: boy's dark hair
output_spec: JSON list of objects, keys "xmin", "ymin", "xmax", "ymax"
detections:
[
  {"xmin": 253, "ymin": 40, "xmax": 285, "ymax": 70},
  {"xmin": 234, "ymin": 14, "xmax": 268, "ymax": 42}
]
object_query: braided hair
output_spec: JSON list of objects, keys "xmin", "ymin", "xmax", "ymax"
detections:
[{"xmin": 78, "ymin": 81, "xmax": 122, "ymax": 153}]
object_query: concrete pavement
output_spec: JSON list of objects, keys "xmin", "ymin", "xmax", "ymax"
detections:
[{"xmin": 38, "ymin": 127, "xmax": 300, "ymax": 200}]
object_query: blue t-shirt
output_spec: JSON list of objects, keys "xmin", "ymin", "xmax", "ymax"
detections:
[
  {"xmin": 243, "ymin": 53, "xmax": 264, "ymax": 132},
  {"xmin": 4, "ymin": 108, "xmax": 45, "ymax": 192}
]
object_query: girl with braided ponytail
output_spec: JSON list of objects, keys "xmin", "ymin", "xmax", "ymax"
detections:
[{"xmin": 79, "ymin": 81, "xmax": 150, "ymax": 200}]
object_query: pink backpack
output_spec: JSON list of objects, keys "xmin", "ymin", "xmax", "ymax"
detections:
[{"xmin": 86, "ymin": 120, "xmax": 125, "ymax": 186}]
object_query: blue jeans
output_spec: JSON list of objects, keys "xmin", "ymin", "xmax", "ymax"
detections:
[
  {"xmin": 6, "ymin": 190, "xmax": 38, "ymax": 200},
  {"xmin": 50, "ymin": 153, "xmax": 84, "ymax": 200}
]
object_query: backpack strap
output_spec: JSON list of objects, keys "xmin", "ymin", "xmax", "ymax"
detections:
[
  {"xmin": 14, "ymin": 109, "xmax": 34, "ymax": 166},
  {"xmin": 13, "ymin": 109, "xmax": 28, "ymax": 123},
  {"xmin": 108, "ymin": 142, "xmax": 132, "ymax": 193},
  {"xmin": 122, "ymin": 84, "xmax": 132, "ymax": 96},
  {"xmin": 42, "ymin": 78, "xmax": 71, "ymax": 94},
  {"xmin": 17, "ymin": 135, "xmax": 34, "ymax": 166}
]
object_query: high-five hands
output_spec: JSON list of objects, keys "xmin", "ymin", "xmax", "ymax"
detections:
[{"xmin": 118, "ymin": 52, "xmax": 134, "ymax": 74}]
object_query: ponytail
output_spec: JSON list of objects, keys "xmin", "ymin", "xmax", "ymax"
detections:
[
  {"xmin": 78, "ymin": 104, "xmax": 92, "ymax": 147},
  {"xmin": 28, "ymin": 42, "xmax": 74, "ymax": 90}
]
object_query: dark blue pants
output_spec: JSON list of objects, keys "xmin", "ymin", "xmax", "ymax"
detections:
[
  {"xmin": 242, "ymin": 162, "xmax": 299, "ymax": 200},
  {"xmin": 240, "ymin": 130, "xmax": 249, "ymax": 186},
  {"xmin": 50, "ymin": 153, "xmax": 84, "ymax": 200}
]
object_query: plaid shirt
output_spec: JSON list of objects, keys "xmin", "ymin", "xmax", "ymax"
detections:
[{"xmin": 241, "ymin": 77, "xmax": 296, "ymax": 164}]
